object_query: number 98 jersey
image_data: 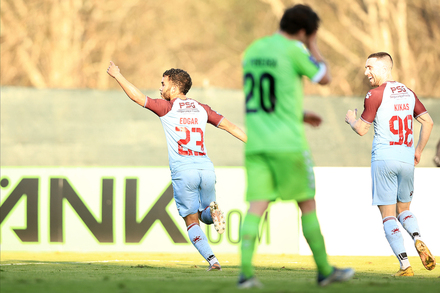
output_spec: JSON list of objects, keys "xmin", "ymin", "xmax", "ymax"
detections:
[{"xmin": 360, "ymin": 81, "xmax": 428, "ymax": 164}]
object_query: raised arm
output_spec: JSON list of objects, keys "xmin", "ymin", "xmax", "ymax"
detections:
[
  {"xmin": 107, "ymin": 61, "xmax": 146, "ymax": 107},
  {"xmin": 345, "ymin": 109, "xmax": 371, "ymax": 136},
  {"xmin": 305, "ymin": 31, "xmax": 331, "ymax": 85},
  {"xmin": 218, "ymin": 118, "xmax": 247, "ymax": 143},
  {"xmin": 414, "ymin": 113, "xmax": 434, "ymax": 165}
]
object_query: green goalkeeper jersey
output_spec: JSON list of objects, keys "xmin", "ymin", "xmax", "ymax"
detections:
[{"xmin": 243, "ymin": 33, "xmax": 325, "ymax": 154}]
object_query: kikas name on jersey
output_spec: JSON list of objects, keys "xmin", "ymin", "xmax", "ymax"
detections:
[{"xmin": 394, "ymin": 103, "xmax": 410, "ymax": 111}]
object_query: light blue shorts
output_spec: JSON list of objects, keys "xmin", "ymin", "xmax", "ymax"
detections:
[
  {"xmin": 171, "ymin": 169, "xmax": 216, "ymax": 218},
  {"xmin": 371, "ymin": 160, "xmax": 414, "ymax": 205}
]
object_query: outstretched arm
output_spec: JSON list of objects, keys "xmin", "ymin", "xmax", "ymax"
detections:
[
  {"xmin": 414, "ymin": 113, "xmax": 434, "ymax": 165},
  {"xmin": 345, "ymin": 109, "xmax": 371, "ymax": 136},
  {"xmin": 107, "ymin": 61, "xmax": 146, "ymax": 107},
  {"xmin": 218, "ymin": 118, "xmax": 247, "ymax": 143}
]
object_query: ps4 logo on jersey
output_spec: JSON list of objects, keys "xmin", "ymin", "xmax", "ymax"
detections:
[
  {"xmin": 177, "ymin": 101, "xmax": 199, "ymax": 113},
  {"xmin": 179, "ymin": 102, "xmax": 196, "ymax": 109},
  {"xmin": 390, "ymin": 86, "xmax": 406, "ymax": 94}
]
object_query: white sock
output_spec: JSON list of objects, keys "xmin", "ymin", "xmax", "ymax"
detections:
[
  {"xmin": 207, "ymin": 255, "xmax": 219, "ymax": 266},
  {"xmin": 383, "ymin": 216, "xmax": 411, "ymax": 269},
  {"xmin": 397, "ymin": 210, "xmax": 422, "ymax": 243},
  {"xmin": 187, "ymin": 223, "xmax": 215, "ymax": 262}
]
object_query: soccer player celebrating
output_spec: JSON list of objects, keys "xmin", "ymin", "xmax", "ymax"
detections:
[
  {"xmin": 345, "ymin": 52, "xmax": 435, "ymax": 276},
  {"xmin": 107, "ymin": 62, "xmax": 247, "ymax": 271},
  {"xmin": 238, "ymin": 4, "xmax": 354, "ymax": 288}
]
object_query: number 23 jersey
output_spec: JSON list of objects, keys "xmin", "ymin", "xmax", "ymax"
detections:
[
  {"xmin": 360, "ymin": 81, "xmax": 428, "ymax": 164},
  {"xmin": 145, "ymin": 97, "xmax": 224, "ymax": 175}
]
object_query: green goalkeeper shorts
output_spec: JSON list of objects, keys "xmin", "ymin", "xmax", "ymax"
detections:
[{"xmin": 245, "ymin": 151, "xmax": 316, "ymax": 202}]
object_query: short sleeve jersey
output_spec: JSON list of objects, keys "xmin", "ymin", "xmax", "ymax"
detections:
[
  {"xmin": 145, "ymin": 97, "xmax": 224, "ymax": 175},
  {"xmin": 360, "ymin": 81, "xmax": 427, "ymax": 164},
  {"xmin": 242, "ymin": 33, "xmax": 326, "ymax": 154}
]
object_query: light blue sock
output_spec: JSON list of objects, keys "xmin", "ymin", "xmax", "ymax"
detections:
[
  {"xmin": 200, "ymin": 206, "xmax": 213, "ymax": 224},
  {"xmin": 398, "ymin": 210, "xmax": 421, "ymax": 241},
  {"xmin": 383, "ymin": 216, "xmax": 410, "ymax": 269},
  {"xmin": 187, "ymin": 223, "xmax": 214, "ymax": 261}
]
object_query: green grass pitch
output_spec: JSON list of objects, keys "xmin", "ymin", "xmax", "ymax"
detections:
[{"xmin": 1, "ymin": 252, "xmax": 439, "ymax": 293}]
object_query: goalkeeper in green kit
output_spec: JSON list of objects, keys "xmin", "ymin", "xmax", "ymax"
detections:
[{"xmin": 238, "ymin": 4, "xmax": 354, "ymax": 288}]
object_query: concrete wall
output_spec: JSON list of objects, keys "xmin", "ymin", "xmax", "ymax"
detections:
[{"xmin": 2, "ymin": 86, "xmax": 439, "ymax": 167}]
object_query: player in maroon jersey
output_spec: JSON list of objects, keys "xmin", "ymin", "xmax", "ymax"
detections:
[
  {"xmin": 345, "ymin": 52, "xmax": 435, "ymax": 276},
  {"xmin": 107, "ymin": 62, "xmax": 247, "ymax": 271}
]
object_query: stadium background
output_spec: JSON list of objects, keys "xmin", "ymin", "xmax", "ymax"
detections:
[{"xmin": 1, "ymin": 0, "xmax": 439, "ymax": 257}]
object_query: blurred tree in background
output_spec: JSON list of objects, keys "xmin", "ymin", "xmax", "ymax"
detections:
[{"xmin": 1, "ymin": 0, "xmax": 439, "ymax": 97}]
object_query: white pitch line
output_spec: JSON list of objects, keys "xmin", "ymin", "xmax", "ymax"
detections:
[
  {"xmin": 1, "ymin": 263, "xmax": 54, "ymax": 266},
  {"xmin": 0, "ymin": 259, "xmax": 199, "ymax": 266},
  {"xmin": 84, "ymin": 260, "xmax": 195, "ymax": 263}
]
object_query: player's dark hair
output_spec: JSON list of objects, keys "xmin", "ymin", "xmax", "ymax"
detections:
[
  {"xmin": 163, "ymin": 68, "xmax": 192, "ymax": 94},
  {"xmin": 367, "ymin": 52, "xmax": 393, "ymax": 68},
  {"xmin": 280, "ymin": 4, "xmax": 320, "ymax": 36}
]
